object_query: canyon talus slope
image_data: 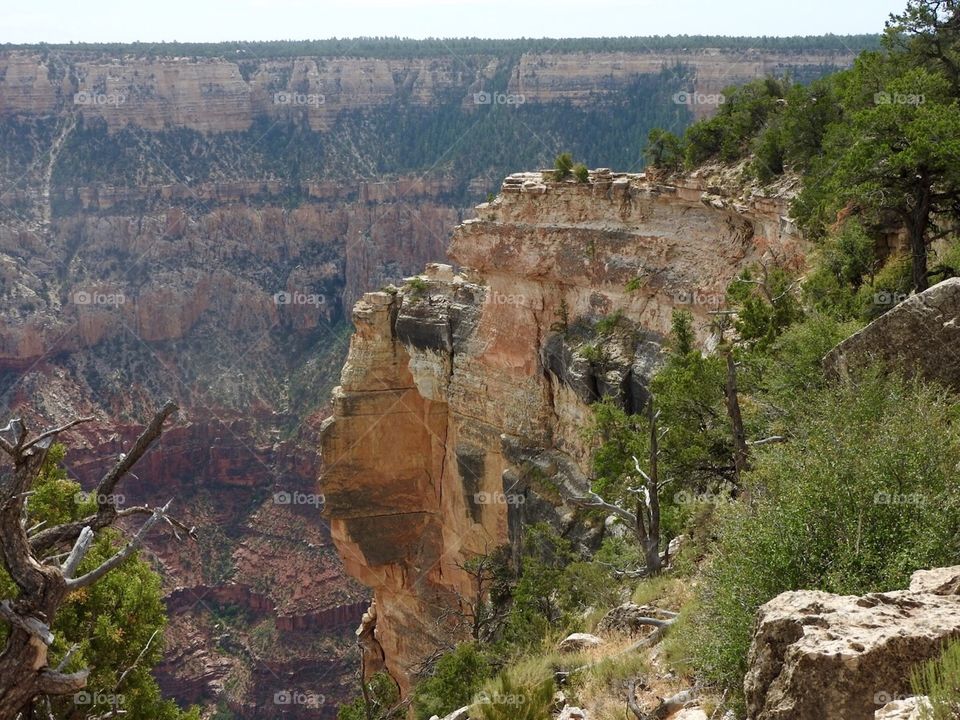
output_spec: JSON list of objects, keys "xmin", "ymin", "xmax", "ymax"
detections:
[{"xmin": 321, "ymin": 166, "xmax": 808, "ymax": 691}]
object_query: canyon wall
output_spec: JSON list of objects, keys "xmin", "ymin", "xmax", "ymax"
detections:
[
  {"xmin": 321, "ymin": 166, "xmax": 808, "ymax": 692},
  {"xmin": 0, "ymin": 47, "xmax": 858, "ymax": 128}
]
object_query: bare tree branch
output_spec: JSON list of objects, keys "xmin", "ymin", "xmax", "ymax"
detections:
[
  {"xmin": 23, "ymin": 417, "xmax": 95, "ymax": 453},
  {"xmin": 65, "ymin": 501, "xmax": 171, "ymax": 590},
  {"xmin": 113, "ymin": 629, "xmax": 160, "ymax": 692},
  {"xmin": 0, "ymin": 601, "xmax": 53, "ymax": 645},
  {"xmin": 61, "ymin": 526, "xmax": 94, "ymax": 579},
  {"xmin": 30, "ymin": 401, "xmax": 178, "ymax": 553}
]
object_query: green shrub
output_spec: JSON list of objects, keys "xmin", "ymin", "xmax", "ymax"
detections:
[
  {"xmin": 912, "ymin": 640, "xmax": 960, "ymax": 719},
  {"xmin": 337, "ymin": 673, "xmax": 403, "ymax": 720},
  {"xmin": 472, "ymin": 668, "xmax": 554, "ymax": 720},
  {"xmin": 688, "ymin": 373, "xmax": 960, "ymax": 696},
  {"xmin": 573, "ymin": 163, "xmax": 590, "ymax": 182},
  {"xmin": 625, "ymin": 277, "xmax": 645, "ymax": 293},
  {"xmin": 414, "ymin": 644, "xmax": 493, "ymax": 720},
  {"xmin": 802, "ymin": 220, "xmax": 877, "ymax": 320},
  {"xmin": 856, "ymin": 253, "xmax": 912, "ymax": 320},
  {"xmin": 750, "ymin": 124, "xmax": 785, "ymax": 183},
  {"xmin": 578, "ymin": 343, "xmax": 605, "ymax": 364},
  {"xmin": 553, "ymin": 152, "xmax": 574, "ymax": 180},
  {"xmin": 747, "ymin": 313, "xmax": 861, "ymax": 420},
  {"xmin": 406, "ymin": 276, "xmax": 429, "ymax": 296},
  {"xmin": 727, "ymin": 264, "xmax": 803, "ymax": 349},
  {"xmin": 644, "ymin": 128, "xmax": 684, "ymax": 169},
  {"xmin": 594, "ymin": 309, "xmax": 624, "ymax": 335}
]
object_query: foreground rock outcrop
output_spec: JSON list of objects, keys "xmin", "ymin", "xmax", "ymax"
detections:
[
  {"xmin": 322, "ymin": 167, "xmax": 806, "ymax": 691},
  {"xmin": 824, "ymin": 277, "xmax": 960, "ymax": 391},
  {"xmin": 745, "ymin": 567, "xmax": 960, "ymax": 720}
]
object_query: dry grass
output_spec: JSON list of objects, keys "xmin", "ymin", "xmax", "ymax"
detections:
[{"xmin": 631, "ymin": 574, "xmax": 695, "ymax": 611}]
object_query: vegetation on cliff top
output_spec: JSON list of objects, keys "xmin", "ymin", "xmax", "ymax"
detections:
[{"xmin": 4, "ymin": 35, "xmax": 882, "ymax": 59}]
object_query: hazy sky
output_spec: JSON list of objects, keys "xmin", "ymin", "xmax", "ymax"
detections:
[{"xmin": 4, "ymin": 0, "xmax": 907, "ymax": 44}]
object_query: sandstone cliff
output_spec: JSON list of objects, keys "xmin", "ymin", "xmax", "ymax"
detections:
[
  {"xmin": 0, "ymin": 48, "xmax": 858, "ymax": 130},
  {"xmin": 321, "ymin": 166, "xmax": 807, "ymax": 692}
]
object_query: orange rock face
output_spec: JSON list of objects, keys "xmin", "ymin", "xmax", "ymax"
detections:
[{"xmin": 321, "ymin": 167, "xmax": 808, "ymax": 692}]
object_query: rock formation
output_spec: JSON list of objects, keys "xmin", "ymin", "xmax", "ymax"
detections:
[
  {"xmin": 745, "ymin": 566, "xmax": 960, "ymax": 720},
  {"xmin": 321, "ymin": 166, "xmax": 806, "ymax": 692},
  {"xmin": 0, "ymin": 48, "xmax": 859, "ymax": 130},
  {"xmin": 824, "ymin": 277, "xmax": 960, "ymax": 391}
]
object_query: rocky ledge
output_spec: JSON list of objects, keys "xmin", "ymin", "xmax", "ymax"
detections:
[{"xmin": 746, "ymin": 566, "xmax": 960, "ymax": 720}]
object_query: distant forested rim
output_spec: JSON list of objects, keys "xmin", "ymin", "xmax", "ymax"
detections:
[{"xmin": 2, "ymin": 34, "xmax": 881, "ymax": 59}]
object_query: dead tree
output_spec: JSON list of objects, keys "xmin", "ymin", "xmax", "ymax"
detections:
[
  {"xmin": 457, "ymin": 552, "xmax": 510, "ymax": 643},
  {"xmin": 0, "ymin": 402, "xmax": 184, "ymax": 720},
  {"xmin": 570, "ymin": 397, "xmax": 666, "ymax": 575}
]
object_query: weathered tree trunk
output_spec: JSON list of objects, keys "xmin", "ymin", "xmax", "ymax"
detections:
[
  {"xmin": 908, "ymin": 181, "xmax": 933, "ymax": 293},
  {"xmin": 643, "ymin": 398, "xmax": 662, "ymax": 575},
  {"xmin": 724, "ymin": 351, "xmax": 750, "ymax": 486}
]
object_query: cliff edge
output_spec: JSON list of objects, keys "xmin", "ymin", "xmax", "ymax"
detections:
[{"xmin": 320, "ymin": 166, "xmax": 807, "ymax": 692}]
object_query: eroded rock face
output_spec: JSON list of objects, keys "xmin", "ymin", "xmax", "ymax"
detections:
[
  {"xmin": 823, "ymin": 278, "xmax": 960, "ymax": 391},
  {"xmin": 0, "ymin": 49, "xmax": 858, "ymax": 130},
  {"xmin": 745, "ymin": 568, "xmax": 960, "ymax": 720},
  {"xmin": 322, "ymin": 168, "xmax": 806, "ymax": 692}
]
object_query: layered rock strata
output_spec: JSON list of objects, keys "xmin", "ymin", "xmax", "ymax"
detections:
[{"xmin": 321, "ymin": 167, "xmax": 806, "ymax": 690}]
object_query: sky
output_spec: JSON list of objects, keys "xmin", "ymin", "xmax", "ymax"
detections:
[{"xmin": 3, "ymin": 0, "xmax": 907, "ymax": 44}]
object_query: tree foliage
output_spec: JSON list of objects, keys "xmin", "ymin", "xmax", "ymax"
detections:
[
  {"xmin": 689, "ymin": 374, "xmax": 960, "ymax": 694},
  {"xmin": 0, "ymin": 445, "xmax": 198, "ymax": 720}
]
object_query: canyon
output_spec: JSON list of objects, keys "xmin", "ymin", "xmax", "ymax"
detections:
[{"xmin": 0, "ymin": 39, "xmax": 861, "ymax": 717}]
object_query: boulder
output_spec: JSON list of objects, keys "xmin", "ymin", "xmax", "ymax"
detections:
[
  {"xmin": 672, "ymin": 709, "xmax": 709, "ymax": 720},
  {"xmin": 745, "ymin": 569, "xmax": 960, "ymax": 720},
  {"xmin": 429, "ymin": 707, "xmax": 470, "ymax": 720},
  {"xmin": 823, "ymin": 277, "xmax": 960, "ymax": 391},
  {"xmin": 909, "ymin": 566, "xmax": 960, "ymax": 595},
  {"xmin": 875, "ymin": 697, "xmax": 931, "ymax": 720},
  {"xmin": 558, "ymin": 633, "xmax": 604, "ymax": 653}
]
